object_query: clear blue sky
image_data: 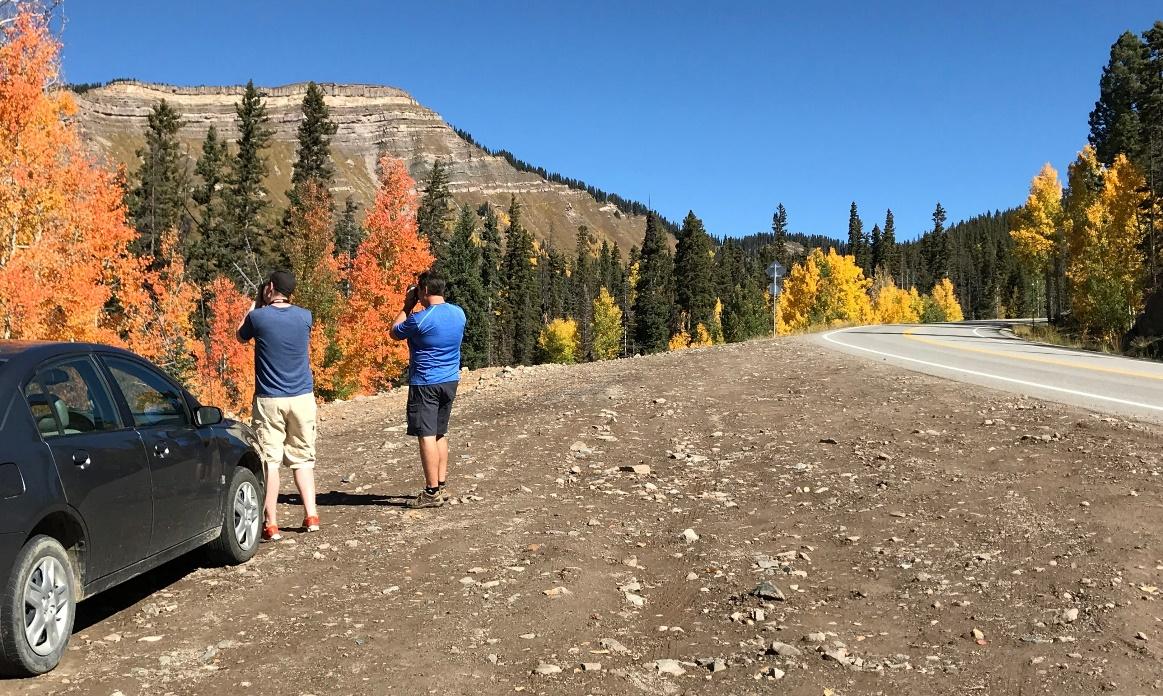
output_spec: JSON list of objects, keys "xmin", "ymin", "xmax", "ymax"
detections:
[{"xmin": 59, "ymin": 1, "xmax": 1161, "ymax": 242}]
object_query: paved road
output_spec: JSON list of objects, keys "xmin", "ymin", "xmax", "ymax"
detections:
[{"xmin": 817, "ymin": 321, "xmax": 1163, "ymax": 423}]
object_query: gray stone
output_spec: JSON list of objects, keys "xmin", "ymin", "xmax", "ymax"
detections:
[{"xmin": 752, "ymin": 581, "xmax": 786, "ymax": 601}]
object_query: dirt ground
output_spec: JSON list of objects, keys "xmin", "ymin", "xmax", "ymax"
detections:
[{"xmin": 5, "ymin": 337, "xmax": 1163, "ymax": 696}]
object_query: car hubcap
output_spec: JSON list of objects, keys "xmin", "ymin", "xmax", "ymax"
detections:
[
  {"xmin": 24, "ymin": 556, "xmax": 70, "ymax": 656},
  {"xmin": 234, "ymin": 481, "xmax": 260, "ymax": 549}
]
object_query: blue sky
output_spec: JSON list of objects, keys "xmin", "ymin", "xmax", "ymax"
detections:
[{"xmin": 59, "ymin": 1, "xmax": 1160, "ymax": 241}]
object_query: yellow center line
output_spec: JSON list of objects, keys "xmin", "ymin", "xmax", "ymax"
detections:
[{"xmin": 902, "ymin": 327, "xmax": 1163, "ymax": 382}]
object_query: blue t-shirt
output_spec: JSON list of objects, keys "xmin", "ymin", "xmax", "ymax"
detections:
[
  {"xmin": 394, "ymin": 303, "xmax": 466, "ymax": 385},
  {"xmin": 238, "ymin": 305, "xmax": 314, "ymax": 398}
]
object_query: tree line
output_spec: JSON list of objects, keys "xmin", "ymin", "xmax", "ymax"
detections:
[{"xmin": 1008, "ymin": 20, "xmax": 1163, "ymax": 350}]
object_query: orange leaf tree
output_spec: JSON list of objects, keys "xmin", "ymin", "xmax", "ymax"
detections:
[
  {"xmin": 194, "ymin": 277, "xmax": 254, "ymax": 416},
  {"xmin": 0, "ymin": 10, "xmax": 148, "ymax": 342},
  {"xmin": 334, "ymin": 156, "xmax": 433, "ymax": 395}
]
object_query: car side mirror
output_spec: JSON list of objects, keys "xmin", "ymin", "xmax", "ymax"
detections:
[{"xmin": 195, "ymin": 406, "xmax": 223, "ymax": 427}]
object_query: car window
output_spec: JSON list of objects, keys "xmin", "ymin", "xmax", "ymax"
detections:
[
  {"xmin": 26, "ymin": 358, "xmax": 121, "ymax": 438},
  {"xmin": 104, "ymin": 357, "xmax": 190, "ymax": 428}
]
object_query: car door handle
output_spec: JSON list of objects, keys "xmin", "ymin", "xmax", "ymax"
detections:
[
  {"xmin": 72, "ymin": 451, "xmax": 91, "ymax": 469},
  {"xmin": 154, "ymin": 443, "xmax": 171, "ymax": 458}
]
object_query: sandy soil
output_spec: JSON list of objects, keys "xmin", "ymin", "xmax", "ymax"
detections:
[{"xmin": 5, "ymin": 337, "xmax": 1163, "ymax": 696}]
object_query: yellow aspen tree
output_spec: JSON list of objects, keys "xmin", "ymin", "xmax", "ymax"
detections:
[
  {"xmin": 929, "ymin": 278, "xmax": 964, "ymax": 322},
  {"xmin": 1011, "ymin": 163, "xmax": 1063, "ymax": 319},
  {"xmin": 776, "ymin": 248, "xmax": 824, "ymax": 334},
  {"xmin": 667, "ymin": 329, "xmax": 691, "ymax": 351},
  {"xmin": 537, "ymin": 317, "xmax": 580, "ymax": 364},
  {"xmin": 818, "ymin": 248, "xmax": 874, "ymax": 326},
  {"xmin": 591, "ymin": 287, "xmax": 623, "ymax": 360},
  {"xmin": 873, "ymin": 280, "xmax": 922, "ymax": 324},
  {"xmin": 1065, "ymin": 153, "xmax": 1148, "ymax": 342},
  {"xmin": 691, "ymin": 323, "xmax": 714, "ymax": 347}
]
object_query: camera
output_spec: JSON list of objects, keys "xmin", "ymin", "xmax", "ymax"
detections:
[{"xmin": 254, "ymin": 281, "xmax": 270, "ymax": 308}]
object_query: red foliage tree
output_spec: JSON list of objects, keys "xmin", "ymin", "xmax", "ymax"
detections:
[{"xmin": 334, "ymin": 156, "xmax": 433, "ymax": 394}]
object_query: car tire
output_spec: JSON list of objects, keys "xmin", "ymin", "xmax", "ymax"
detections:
[
  {"xmin": 0, "ymin": 535, "xmax": 77, "ymax": 676},
  {"xmin": 205, "ymin": 467, "xmax": 262, "ymax": 566}
]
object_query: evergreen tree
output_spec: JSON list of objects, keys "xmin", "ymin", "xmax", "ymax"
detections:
[
  {"xmin": 674, "ymin": 211, "xmax": 715, "ymax": 333},
  {"xmin": 848, "ymin": 202, "xmax": 870, "ymax": 274},
  {"xmin": 921, "ymin": 202, "xmax": 950, "ymax": 286},
  {"xmin": 869, "ymin": 224, "xmax": 883, "ymax": 272},
  {"xmin": 632, "ymin": 213, "xmax": 675, "ymax": 353},
  {"xmin": 189, "ymin": 125, "xmax": 229, "ymax": 283},
  {"xmin": 290, "ymin": 81, "xmax": 338, "ymax": 188},
  {"xmin": 479, "ymin": 203, "xmax": 503, "ymax": 365},
  {"xmin": 572, "ymin": 226, "xmax": 596, "ymax": 359},
  {"xmin": 1088, "ymin": 31, "xmax": 1148, "ymax": 166},
  {"xmin": 333, "ymin": 196, "xmax": 363, "ymax": 259},
  {"xmin": 500, "ymin": 196, "xmax": 538, "ymax": 365},
  {"xmin": 129, "ymin": 99, "xmax": 190, "ymax": 259},
  {"xmin": 445, "ymin": 205, "xmax": 489, "ymax": 368},
  {"xmin": 417, "ymin": 159, "xmax": 455, "ymax": 265},
  {"xmin": 771, "ymin": 203, "xmax": 790, "ymax": 268},
  {"xmin": 225, "ymin": 80, "xmax": 276, "ymax": 282},
  {"xmin": 882, "ymin": 209, "xmax": 898, "ymax": 282}
]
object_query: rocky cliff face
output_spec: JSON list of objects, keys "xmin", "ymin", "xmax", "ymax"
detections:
[{"xmin": 72, "ymin": 81, "xmax": 647, "ymax": 253}]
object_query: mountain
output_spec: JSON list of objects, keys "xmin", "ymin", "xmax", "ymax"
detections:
[{"xmin": 70, "ymin": 80, "xmax": 650, "ymax": 253}]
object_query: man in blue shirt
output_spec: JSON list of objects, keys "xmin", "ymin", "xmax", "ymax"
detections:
[
  {"xmin": 390, "ymin": 269, "xmax": 467, "ymax": 509},
  {"xmin": 237, "ymin": 270, "xmax": 320, "ymax": 539}
]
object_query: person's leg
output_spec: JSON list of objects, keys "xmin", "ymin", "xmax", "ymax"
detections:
[
  {"xmin": 252, "ymin": 397, "xmax": 286, "ymax": 529},
  {"xmin": 436, "ymin": 382, "xmax": 457, "ymax": 489},
  {"xmin": 417, "ymin": 436, "xmax": 441, "ymax": 489},
  {"xmin": 436, "ymin": 435, "xmax": 449, "ymax": 485},
  {"xmin": 284, "ymin": 394, "xmax": 319, "ymax": 522}
]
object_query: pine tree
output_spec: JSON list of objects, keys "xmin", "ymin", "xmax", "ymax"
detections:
[
  {"xmin": 445, "ymin": 205, "xmax": 489, "ymax": 368},
  {"xmin": 674, "ymin": 211, "xmax": 715, "ymax": 333},
  {"xmin": 848, "ymin": 202, "xmax": 870, "ymax": 275},
  {"xmin": 333, "ymin": 196, "xmax": 363, "ymax": 259},
  {"xmin": 882, "ymin": 209, "xmax": 898, "ymax": 282},
  {"xmin": 632, "ymin": 213, "xmax": 676, "ymax": 353},
  {"xmin": 479, "ymin": 203, "xmax": 503, "ymax": 365},
  {"xmin": 1089, "ymin": 31, "xmax": 1148, "ymax": 166},
  {"xmin": 500, "ymin": 196, "xmax": 538, "ymax": 365},
  {"xmin": 290, "ymin": 81, "xmax": 338, "ymax": 188},
  {"xmin": 189, "ymin": 125, "xmax": 229, "ymax": 284},
  {"xmin": 771, "ymin": 203, "xmax": 790, "ymax": 267},
  {"xmin": 225, "ymin": 80, "xmax": 275, "ymax": 283},
  {"xmin": 927, "ymin": 202, "xmax": 950, "ymax": 282},
  {"xmin": 417, "ymin": 159, "xmax": 455, "ymax": 265},
  {"xmin": 129, "ymin": 99, "xmax": 190, "ymax": 259},
  {"xmin": 572, "ymin": 226, "xmax": 596, "ymax": 358},
  {"xmin": 869, "ymin": 224, "xmax": 883, "ymax": 272}
]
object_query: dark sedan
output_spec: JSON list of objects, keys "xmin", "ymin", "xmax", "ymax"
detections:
[{"xmin": 0, "ymin": 341, "xmax": 264, "ymax": 676}]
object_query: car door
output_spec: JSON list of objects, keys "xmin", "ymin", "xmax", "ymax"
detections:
[
  {"xmin": 100, "ymin": 355, "xmax": 219, "ymax": 555},
  {"xmin": 24, "ymin": 355, "xmax": 154, "ymax": 580}
]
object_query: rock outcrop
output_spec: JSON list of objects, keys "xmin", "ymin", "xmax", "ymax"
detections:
[{"xmin": 72, "ymin": 80, "xmax": 647, "ymax": 252}]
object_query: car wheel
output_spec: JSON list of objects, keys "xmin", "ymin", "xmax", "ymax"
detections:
[
  {"xmin": 205, "ymin": 467, "xmax": 262, "ymax": 566},
  {"xmin": 0, "ymin": 535, "xmax": 77, "ymax": 676}
]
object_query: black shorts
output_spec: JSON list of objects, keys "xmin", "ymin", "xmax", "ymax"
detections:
[{"xmin": 406, "ymin": 381, "xmax": 458, "ymax": 437}]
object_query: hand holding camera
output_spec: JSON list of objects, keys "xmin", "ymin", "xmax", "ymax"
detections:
[{"xmin": 403, "ymin": 285, "xmax": 420, "ymax": 313}]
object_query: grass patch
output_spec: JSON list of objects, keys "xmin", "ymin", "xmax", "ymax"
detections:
[{"xmin": 1010, "ymin": 323, "xmax": 1120, "ymax": 354}]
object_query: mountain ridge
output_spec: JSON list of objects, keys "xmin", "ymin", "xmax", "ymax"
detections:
[{"xmin": 70, "ymin": 80, "xmax": 650, "ymax": 253}]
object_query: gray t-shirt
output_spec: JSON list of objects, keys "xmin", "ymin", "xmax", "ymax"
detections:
[{"xmin": 238, "ymin": 305, "xmax": 314, "ymax": 398}]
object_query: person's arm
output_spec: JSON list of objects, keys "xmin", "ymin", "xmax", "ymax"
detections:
[
  {"xmin": 389, "ymin": 286, "xmax": 420, "ymax": 341},
  {"xmin": 236, "ymin": 303, "xmax": 256, "ymax": 344}
]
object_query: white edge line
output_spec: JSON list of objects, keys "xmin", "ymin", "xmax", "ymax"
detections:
[{"xmin": 822, "ymin": 327, "xmax": 1163, "ymax": 413}]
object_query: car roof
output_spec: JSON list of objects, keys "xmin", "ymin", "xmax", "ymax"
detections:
[{"xmin": 0, "ymin": 340, "xmax": 135, "ymax": 360}]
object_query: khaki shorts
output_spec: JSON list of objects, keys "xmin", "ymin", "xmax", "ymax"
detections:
[{"xmin": 252, "ymin": 393, "xmax": 317, "ymax": 469}]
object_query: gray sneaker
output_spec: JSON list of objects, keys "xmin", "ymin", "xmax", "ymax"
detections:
[
  {"xmin": 408, "ymin": 489, "xmax": 444, "ymax": 509},
  {"xmin": 437, "ymin": 486, "xmax": 450, "ymax": 503}
]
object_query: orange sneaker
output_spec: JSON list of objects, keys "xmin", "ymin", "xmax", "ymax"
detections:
[
  {"xmin": 303, "ymin": 515, "xmax": 320, "ymax": 532},
  {"xmin": 262, "ymin": 523, "xmax": 282, "ymax": 541}
]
